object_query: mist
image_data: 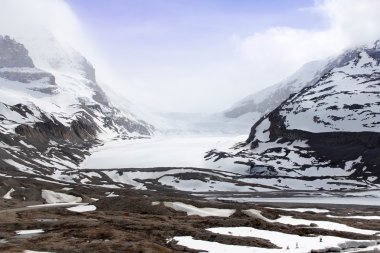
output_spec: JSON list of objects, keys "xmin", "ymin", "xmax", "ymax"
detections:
[{"xmin": 1, "ymin": 0, "xmax": 380, "ymax": 115}]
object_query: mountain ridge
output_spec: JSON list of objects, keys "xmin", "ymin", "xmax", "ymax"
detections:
[
  {"xmin": 206, "ymin": 41, "xmax": 380, "ymax": 190},
  {"xmin": 0, "ymin": 34, "xmax": 153, "ymax": 177}
]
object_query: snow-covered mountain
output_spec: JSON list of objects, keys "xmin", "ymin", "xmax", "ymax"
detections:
[
  {"xmin": 0, "ymin": 35, "xmax": 153, "ymax": 177},
  {"xmin": 206, "ymin": 41, "xmax": 380, "ymax": 191}
]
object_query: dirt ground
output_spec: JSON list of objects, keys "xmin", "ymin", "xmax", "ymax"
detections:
[{"xmin": 0, "ymin": 175, "xmax": 380, "ymax": 253}]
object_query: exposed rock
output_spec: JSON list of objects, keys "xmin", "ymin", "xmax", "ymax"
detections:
[{"xmin": 0, "ymin": 35, "xmax": 34, "ymax": 68}]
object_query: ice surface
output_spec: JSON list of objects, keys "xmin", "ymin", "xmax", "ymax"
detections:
[{"xmin": 81, "ymin": 135, "xmax": 246, "ymax": 172}]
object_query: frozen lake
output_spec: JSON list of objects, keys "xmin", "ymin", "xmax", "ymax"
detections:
[{"xmin": 81, "ymin": 135, "xmax": 246, "ymax": 169}]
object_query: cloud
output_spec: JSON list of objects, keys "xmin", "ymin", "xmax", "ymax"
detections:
[
  {"xmin": 0, "ymin": 0, "xmax": 379, "ymax": 114},
  {"xmin": 235, "ymin": 0, "xmax": 380, "ymax": 95},
  {"xmin": 0, "ymin": 0, "xmax": 80, "ymax": 44},
  {"xmin": 0, "ymin": 0, "xmax": 124, "ymax": 104}
]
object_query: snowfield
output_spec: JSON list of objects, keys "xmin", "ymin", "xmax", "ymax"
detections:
[{"xmin": 81, "ymin": 135, "xmax": 247, "ymax": 172}]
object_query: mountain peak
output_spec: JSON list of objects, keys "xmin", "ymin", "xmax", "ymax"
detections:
[{"xmin": 0, "ymin": 35, "xmax": 34, "ymax": 68}]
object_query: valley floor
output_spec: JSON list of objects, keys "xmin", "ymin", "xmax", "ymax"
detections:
[
  {"xmin": 0, "ymin": 173, "xmax": 380, "ymax": 253},
  {"xmin": 1, "ymin": 135, "xmax": 379, "ymax": 252}
]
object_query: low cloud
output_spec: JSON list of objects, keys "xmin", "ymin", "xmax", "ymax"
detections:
[{"xmin": 235, "ymin": 0, "xmax": 380, "ymax": 95}]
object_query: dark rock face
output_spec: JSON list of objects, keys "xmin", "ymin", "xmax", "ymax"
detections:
[
  {"xmin": 14, "ymin": 116, "xmax": 98, "ymax": 144},
  {"xmin": 0, "ymin": 35, "xmax": 34, "ymax": 68}
]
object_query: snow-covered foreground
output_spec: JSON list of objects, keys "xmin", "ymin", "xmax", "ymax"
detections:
[
  {"xmin": 81, "ymin": 135, "xmax": 246, "ymax": 171},
  {"xmin": 173, "ymin": 224, "xmax": 379, "ymax": 253},
  {"xmin": 174, "ymin": 233, "xmax": 376, "ymax": 253},
  {"xmin": 206, "ymin": 227, "xmax": 376, "ymax": 252}
]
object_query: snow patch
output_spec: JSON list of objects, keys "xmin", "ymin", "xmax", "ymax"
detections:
[{"xmin": 164, "ymin": 202, "xmax": 235, "ymax": 217}]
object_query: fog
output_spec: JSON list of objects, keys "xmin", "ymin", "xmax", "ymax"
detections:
[{"xmin": 1, "ymin": 0, "xmax": 380, "ymax": 115}]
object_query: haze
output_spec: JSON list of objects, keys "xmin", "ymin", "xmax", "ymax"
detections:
[{"xmin": 2, "ymin": 0, "xmax": 380, "ymax": 113}]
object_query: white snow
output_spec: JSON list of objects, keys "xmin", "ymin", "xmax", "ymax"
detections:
[
  {"xmin": 268, "ymin": 207, "xmax": 330, "ymax": 213},
  {"xmin": 3, "ymin": 188, "xmax": 15, "ymax": 199},
  {"xmin": 81, "ymin": 135, "xmax": 247, "ymax": 172},
  {"xmin": 41, "ymin": 190, "xmax": 82, "ymax": 204},
  {"xmin": 205, "ymin": 227, "xmax": 376, "ymax": 252},
  {"xmin": 16, "ymin": 229, "xmax": 44, "ymax": 235},
  {"xmin": 280, "ymin": 50, "xmax": 380, "ymax": 133},
  {"xmin": 19, "ymin": 140, "xmax": 35, "ymax": 149},
  {"xmin": 106, "ymin": 192, "xmax": 119, "ymax": 197},
  {"xmin": 218, "ymin": 196, "xmax": 380, "ymax": 206},
  {"xmin": 327, "ymin": 215, "xmax": 380, "ymax": 220},
  {"xmin": 159, "ymin": 176, "xmax": 256, "ymax": 192},
  {"xmin": 163, "ymin": 202, "xmax": 235, "ymax": 217},
  {"xmin": 173, "ymin": 232, "xmax": 376, "ymax": 253},
  {"xmin": 67, "ymin": 204, "xmax": 96, "ymax": 213},
  {"xmin": 272, "ymin": 216, "xmax": 379, "ymax": 235}
]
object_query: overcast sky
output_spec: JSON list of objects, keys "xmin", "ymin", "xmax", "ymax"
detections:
[{"xmin": 2, "ymin": 0, "xmax": 380, "ymax": 113}]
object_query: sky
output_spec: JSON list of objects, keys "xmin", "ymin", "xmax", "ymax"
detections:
[{"xmin": 1, "ymin": 0, "xmax": 380, "ymax": 114}]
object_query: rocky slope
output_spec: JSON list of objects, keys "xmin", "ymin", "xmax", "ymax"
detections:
[
  {"xmin": 207, "ymin": 41, "xmax": 380, "ymax": 191},
  {"xmin": 0, "ymin": 35, "xmax": 153, "ymax": 178}
]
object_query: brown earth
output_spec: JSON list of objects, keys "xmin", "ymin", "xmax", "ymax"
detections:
[{"xmin": 0, "ymin": 175, "xmax": 380, "ymax": 253}]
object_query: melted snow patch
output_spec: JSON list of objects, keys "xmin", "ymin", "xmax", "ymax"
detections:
[
  {"xmin": 268, "ymin": 207, "xmax": 330, "ymax": 213},
  {"xmin": 273, "ymin": 216, "xmax": 379, "ymax": 235},
  {"xmin": 16, "ymin": 229, "xmax": 44, "ymax": 235},
  {"xmin": 41, "ymin": 190, "xmax": 82, "ymax": 204},
  {"xmin": 164, "ymin": 202, "xmax": 235, "ymax": 217},
  {"xmin": 3, "ymin": 188, "xmax": 15, "ymax": 199},
  {"xmin": 327, "ymin": 215, "xmax": 380, "ymax": 220},
  {"xmin": 67, "ymin": 204, "xmax": 96, "ymax": 213}
]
